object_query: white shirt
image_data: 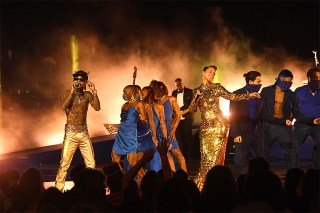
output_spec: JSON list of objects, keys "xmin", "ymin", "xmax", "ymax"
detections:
[{"xmin": 177, "ymin": 92, "xmax": 185, "ymax": 120}]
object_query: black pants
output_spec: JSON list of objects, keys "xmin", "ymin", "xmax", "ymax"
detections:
[
  {"xmin": 294, "ymin": 123, "xmax": 320, "ymax": 169},
  {"xmin": 262, "ymin": 122, "xmax": 297, "ymax": 169},
  {"xmin": 176, "ymin": 115, "xmax": 194, "ymax": 159}
]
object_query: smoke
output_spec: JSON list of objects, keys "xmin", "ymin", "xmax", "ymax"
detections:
[{"xmin": 0, "ymin": 3, "xmax": 315, "ymax": 154}]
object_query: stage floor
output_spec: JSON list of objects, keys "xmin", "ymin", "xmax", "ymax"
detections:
[{"xmin": 0, "ymin": 134, "xmax": 315, "ymax": 184}]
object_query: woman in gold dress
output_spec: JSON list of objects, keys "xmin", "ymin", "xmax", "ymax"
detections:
[{"xmin": 188, "ymin": 65, "xmax": 260, "ymax": 191}]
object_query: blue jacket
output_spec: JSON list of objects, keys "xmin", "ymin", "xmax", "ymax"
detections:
[{"xmin": 229, "ymin": 86, "xmax": 263, "ymax": 139}]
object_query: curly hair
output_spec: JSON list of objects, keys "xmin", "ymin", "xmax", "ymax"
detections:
[{"xmin": 142, "ymin": 86, "xmax": 155, "ymax": 103}]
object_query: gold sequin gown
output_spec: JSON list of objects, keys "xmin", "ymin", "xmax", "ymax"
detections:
[{"xmin": 189, "ymin": 83, "xmax": 250, "ymax": 191}]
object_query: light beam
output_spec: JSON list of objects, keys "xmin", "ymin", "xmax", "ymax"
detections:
[{"xmin": 71, "ymin": 35, "xmax": 79, "ymax": 73}]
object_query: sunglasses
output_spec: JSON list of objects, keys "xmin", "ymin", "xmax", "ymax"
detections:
[{"xmin": 73, "ymin": 77, "xmax": 86, "ymax": 82}]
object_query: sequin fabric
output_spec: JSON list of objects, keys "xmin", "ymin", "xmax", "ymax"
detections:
[
  {"xmin": 189, "ymin": 83, "xmax": 250, "ymax": 191},
  {"xmin": 63, "ymin": 90, "xmax": 101, "ymax": 126},
  {"xmin": 64, "ymin": 124, "xmax": 88, "ymax": 133}
]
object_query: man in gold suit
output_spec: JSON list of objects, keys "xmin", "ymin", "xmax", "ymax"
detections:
[{"xmin": 55, "ymin": 70, "xmax": 100, "ymax": 191}]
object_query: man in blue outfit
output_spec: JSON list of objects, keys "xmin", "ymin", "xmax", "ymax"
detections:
[
  {"xmin": 294, "ymin": 67, "xmax": 320, "ymax": 169},
  {"xmin": 260, "ymin": 69, "xmax": 307, "ymax": 169},
  {"xmin": 229, "ymin": 71, "xmax": 264, "ymax": 178}
]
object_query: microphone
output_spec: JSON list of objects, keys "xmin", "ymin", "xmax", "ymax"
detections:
[
  {"xmin": 73, "ymin": 82, "xmax": 81, "ymax": 89},
  {"xmin": 195, "ymin": 93, "xmax": 201, "ymax": 102},
  {"xmin": 194, "ymin": 85, "xmax": 205, "ymax": 102}
]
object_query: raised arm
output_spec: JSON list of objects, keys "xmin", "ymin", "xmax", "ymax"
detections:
[
  {"xmin": 157, "ymin": 138, "xmax": 173, "ymax": 180},
  {"xmin": 121, "ymin": 148, "xmax": 155, "ymax": 190},
  {"xmin": 87, "ymin": 81, "xmax": 101, "ymax": 111},
  {"xmin": 88, "ymin": 92, "xmax": 101, "ymax": 111},
  {"xmin": 62, "ymin": 89, "xmax": 74, "ymax": 111}
]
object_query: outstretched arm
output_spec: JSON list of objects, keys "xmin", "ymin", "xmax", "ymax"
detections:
[
  {"xmin": 217, "ymin": 83, "xmax": 258, "ymax": 101},
  {"xmin": 157, "ymin": 138, "xmax": 173, "ymax": 181},
  {"xmin": 121, "ymin": 148, "xmax": 155, "ymax": 190}
]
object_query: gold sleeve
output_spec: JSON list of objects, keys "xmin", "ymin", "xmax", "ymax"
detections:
[{"xmin": 216, "ymin": 83, "xmax": 250, "ymax": 101}]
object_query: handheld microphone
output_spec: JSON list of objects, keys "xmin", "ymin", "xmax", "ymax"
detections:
[
  {"xmin": 73, "ymin": 82, "xmax": 81, "ymax": 89},
  {"xmin": 195, "ymin": 85, "xmax": 205, "ymax": 102}
]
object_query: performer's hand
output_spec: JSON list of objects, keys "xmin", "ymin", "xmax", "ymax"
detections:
[
  {"xmin": 153, "ymin": 137, "xmax": 159, "ymax": 147},
  {"xmin": 313, "ymin": 118, "xmax": 320, "ymax": 125},
  {"xmin": 169, "ymin": 130, "xmax": 176, "ymax": 140},
  {"xmin": 157, "ymin": 138, "xmax": 170, "ymax": 157},
  {"xmin": 87, "ymin": 81, "xmax": 95, "ymax": 91},
  {"xmin": 286, "ymin": 119, "xmax": 292, "ymax": 126},
  {"xmin": 70, "ymin": 84, "xmax": 75, "ymax": 93},
  {"xmin": 234, "ymin": 136, "xmax": 242, "ymax": 143},
  {"xmin": 196, "ymin": 89, "xmax": 203, "ymax": 96},
  {"xmin": 140, "ymin": 119, "xmax": 148, "ymax": 125},
  {"xmin": 249, "ymin": 92, "xmax": 261, "ymax": 99},
  {"xmin": 140, "ymin": 148, "xmax": 155, "ymax": 163}
]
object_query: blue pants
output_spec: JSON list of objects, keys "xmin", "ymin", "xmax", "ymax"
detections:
[
  {"xmin": 233, "ymin": 123, "xmax": 264, "ymax": 178},
  {"xmin": 294, "ymin": 123, "xmax": 320, "ymax": 169},
  {"xmin": 262, "ymin": 122, "xmax": 297, "ymax": 169}
]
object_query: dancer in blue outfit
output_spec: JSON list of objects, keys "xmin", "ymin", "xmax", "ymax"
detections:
[
  {"xmin": 112, "ymin": 85, "xmax": 147, "ymax": 169},
  {"xmin": 132, "ymin": 85, "xmax": 160, "ymax": 178},
  {"xmin": 151, "ymin": 80, "xmax": 187, "ymax": 172},
  {"xmin": 294, "ymin": 67, "xmax": 320, "ymax": 169},
  {"xmin": 140, "ymin": 86, "xmax": 168, "ymax": 172}
]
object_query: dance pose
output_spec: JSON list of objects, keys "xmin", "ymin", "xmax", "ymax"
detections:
[
  {"xmin": 55, "ymin": 70, "xmax": 100, "ymax": 192},
  {"xmin": 111, "ymin": 85, "xmax": 146, "ymax": 170},
  {"xmin": 229, "ymin": 71, "xmax": 264, "ymax": 178},
  {"xmin": 188, "ymin": 65, "xmax": 260, "ymax": 190},
  {"xmin": 294, "ymin": 67, "xmax": 320, "ymax": 168},
  {"xmin": 260, "ymin": 69, "xmax": 300, "ymax": 169},
  {"xmin": 132, "ymin": 85, "xmax": 160, "ymax": 178},
  {"xmin": 151, "ymin": 80, "xmax": 187, "ymax": 172},
  {"xmin": 140, "ymin": 86, "xmax": 168, "ymax": 172}
]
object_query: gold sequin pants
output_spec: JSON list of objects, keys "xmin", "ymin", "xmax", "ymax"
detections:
[
  {"xmin": 194, "ymin": 122, "xmax": 229, "ymax": 191},
  {"xmin": 55, "ymin": 130, "xmax": 95, "ymax": 191}
]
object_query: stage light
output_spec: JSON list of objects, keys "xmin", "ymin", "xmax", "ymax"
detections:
[{"xmin": 71, "ymin": 35, "xmax": 79, "ymax": 73}]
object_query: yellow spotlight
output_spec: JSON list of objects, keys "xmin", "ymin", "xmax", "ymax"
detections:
[
  {"xmin": 71, "ymin": 35, "xmax": 79, "ymax": 73},
  {"xmin": 214, "ymin": 71, "xmax": 219, "ymax": 83},
  {"xmin": 0, "ymin": 65, "xmax": 2, "ymax": 149}
]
